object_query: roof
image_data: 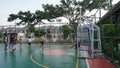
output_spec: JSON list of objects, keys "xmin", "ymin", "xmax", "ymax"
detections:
[{"xmin": 98, "ymin": 1, "xmax": 120, "ymax": 24}]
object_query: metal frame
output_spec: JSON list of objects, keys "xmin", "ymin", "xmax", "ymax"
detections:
[{"xmin": 77, "ymin": 16, "xmax": 101, "ymax": 58}]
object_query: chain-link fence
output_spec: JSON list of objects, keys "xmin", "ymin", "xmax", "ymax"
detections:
[
  {"xmin": 101, "ymin": 25, "xmax": 120, "ymax": 67},
  {"xmin": 0, "ymin": 23, "xmax": 76, "ymax": 45}
]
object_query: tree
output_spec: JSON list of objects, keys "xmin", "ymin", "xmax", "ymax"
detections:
[
  {"xmin": 42, "ymin": 0, "xmax": 85, "ymax": 41},
  {"xmin": 43, "ymin": 0, "xmax": 110, "ymax": 28},
  {"xmin": 8, "ymin": 11, "xmax": 35, "ymax": 25},
  {"xmin": 34, "ymin": 29, "xmax": 46, "ymax": 37},
  {"xmin": 7, "ymin": 0, "xmax": 110, "ymax": 40},
  {"xmin": 8, "ymin": 0, "xmax": 110, "ymax": 28},
  {"xmin": 80, "ymin": 0, "xmax": 110, "ymax": 11},
  {"xmin": 42, "ymin": 0, "xmax": 110, "ymax": 41},
  {"xmin": 34, "ymin": 10, "xmax": 46, "ymax": 24},
  {"xmin": 8, "ymin": 14, "xmax": 18, "ymax": 22},
  {"xmin": 8, "ymin": 11, "xmax": 35, "ymax": 28},
  {"xmin": 62, "ymin": 24, "xmax": 74, "ymax": 40}
]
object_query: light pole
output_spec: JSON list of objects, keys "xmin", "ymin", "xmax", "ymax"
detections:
[{"xmin": 109, "ymin": 0, "xmax": 114, "ymax": 61}]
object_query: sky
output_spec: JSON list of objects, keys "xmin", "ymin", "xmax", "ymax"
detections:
[
  {"xmin": 0, "ymin": 0, "xmax": 119, "ymax": 26},
  {"xmin": 0, "ymin": 0, "xmax": 61, "ymax": 26}
]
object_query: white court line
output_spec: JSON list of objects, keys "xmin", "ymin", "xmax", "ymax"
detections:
[{"xmin": 83, "ymin": 47, "xmax": 90, "ymax": 68}]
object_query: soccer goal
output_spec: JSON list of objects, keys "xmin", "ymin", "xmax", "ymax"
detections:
[{"xmin": 77, "ymin": 16, "xmax": 101, "ymax": 58}]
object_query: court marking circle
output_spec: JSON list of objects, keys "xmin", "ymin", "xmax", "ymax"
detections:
[
  {"xmin": 30, "ymin": 49, "xmax": 49, "ymax": 68},
  {"xmin": 44, "ymin": 50, "xmax": 66, "ymax": 55}
]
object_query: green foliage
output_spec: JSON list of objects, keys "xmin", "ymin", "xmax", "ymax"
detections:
[
  {"xmin": 62, "ymin": 24, "xmax": 73, "ymax": 40},
  {"xmin": 101, "ymin": 25, "xmax": 104, "ymax": 32},
  {"xmin": 0, "ymin": 31, "xmax": 3, "ymax": 38},
  {"xmin": 8, "ymin": 0, "xmax": 110, "ymax": 26},
  {"xmin": 34, "ymin": 29, "xmax": 46, "ymax": 37},
  {"xmin": 103, "ymin": 24, "xmax": 115, "ymax": 36},
  {"xmin": 80, "ymin": 0, "xmax": 110, "ymax": 11},
  {"xmin": 35, "ymin": 10, "xmax": 45, "ymax": 23},
  {"xmin": 8, "ymin": 14, "xmax": 18, "ymax": 22},
  {"xmin": 27, "ymin": 24, "xmax": 35, "ymax": 33},
  {"xmin": 42, "ymin": 4, "xmax": 66, "ymax": 20}
]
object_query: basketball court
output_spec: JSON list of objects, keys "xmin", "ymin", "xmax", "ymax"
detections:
[{"xmin": 0, "ymin": 44, "xmax": 117, "ymax": 68}]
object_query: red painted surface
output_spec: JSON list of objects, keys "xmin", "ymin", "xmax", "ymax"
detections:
[
  {"xmin": 82, "ymin": 46, "xmax": 117, "ymax": 68},
  {"xmin": 83, "ymin": 47, "xmax": 117, "ymax": 68},
  {"xmin": 44, "ymin": 50, "xmax": 66, "ymax": 55},
  {"xmin": 88, "ymin": 57, "xmax": 117, "ymax": 68}
]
